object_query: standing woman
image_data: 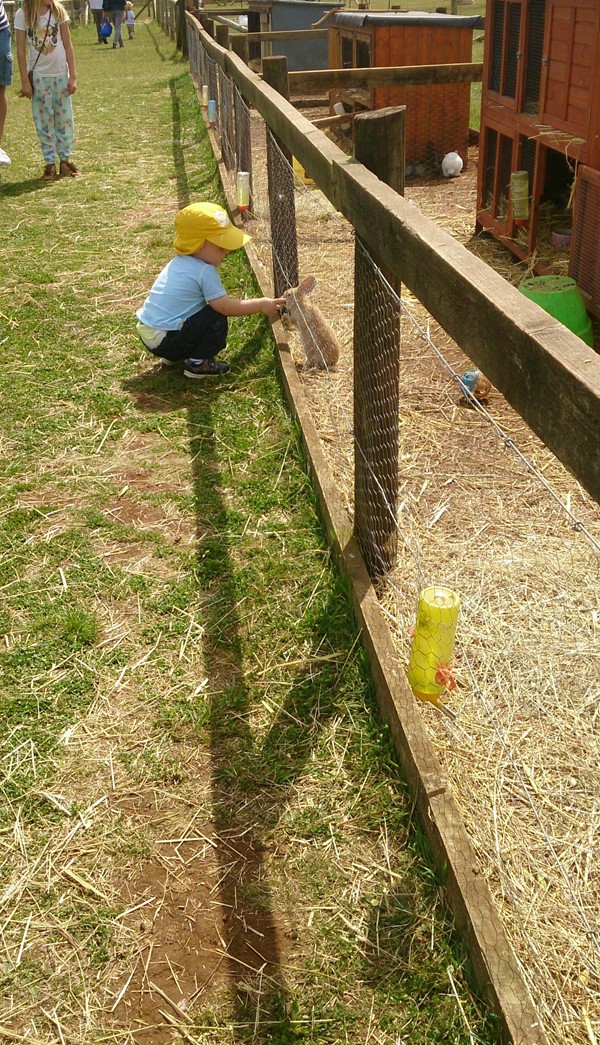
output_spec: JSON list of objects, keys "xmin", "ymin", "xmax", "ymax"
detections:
[
  {"xmin": 15, "ymin": 0, "xmax": 80, "ymax": 181},
  {"xmin": 102, "ymin": 0, "xmax": 126, "ymax": 48}
]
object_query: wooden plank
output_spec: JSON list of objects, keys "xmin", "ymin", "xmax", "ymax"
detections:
[
  {"xmin": 310, "ymin": 111, "xmax": 358, "ymax": 129},
  {"xmin": 230, "ymin": 31, "xmax": 249, "ymax": 65},
  {"xmin": 288, "ymin": 61, "xmax": 483, "ymax": 94},
  {"xmin": 244, "ymin": 28, "xmax": 328, "ymax": 42},
  {"xmin": 201, "ymin": 5, "xmax": 248, "ymax": 13}
]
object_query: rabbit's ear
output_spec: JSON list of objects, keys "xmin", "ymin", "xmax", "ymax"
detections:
[{"xmin": 298, "ymin": 275, "xmax": 316, "ymax": 295}]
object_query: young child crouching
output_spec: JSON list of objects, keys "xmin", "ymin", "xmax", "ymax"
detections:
[{"xmin": 136, "ymin": 201, "xmax": 284, "ymax": 379}]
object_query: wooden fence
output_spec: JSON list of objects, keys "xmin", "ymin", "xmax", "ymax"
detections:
[{"xmin": 156, "ymin": 6, "xmax": 600, "ymax": 1042}]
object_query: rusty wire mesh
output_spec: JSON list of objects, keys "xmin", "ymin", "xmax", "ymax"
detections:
[
  {"xmin": 193, "ymin": 36, "xmax": 600, "ymax": 1043},
  {"xmin": 218, "ymin": 67, "xmax": 235, "ymax": 171}
]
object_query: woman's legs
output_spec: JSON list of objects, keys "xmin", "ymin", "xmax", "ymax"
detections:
[{"xmin": 110, "ymin": 11, "xmax": 124, "ymax": 46}]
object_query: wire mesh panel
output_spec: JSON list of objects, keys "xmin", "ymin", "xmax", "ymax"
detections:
[
  {"xmin": 266, "ymin": 130, "xmax": 298, "ymax": 297},
  {"xmin": 197, "ymin": 32, "xmax": 207, "ymax": 87},
  {"xmin": 218, "ymin": 68, "xmax": 235, "ymax": 172},
  {"xmin": 207, "ymin": 56, "xmax": 218, "ymax": 121},
  {"xmin": 234, "ymin": 85, "xmax": 253, "ymax": 209},
  {"xmin": 186, "ymin": 21, "xmax": 196, "ymax": 77},
  {"xmin": 353, "ymin": 241, "xmax": 400, "ymax": 580}
]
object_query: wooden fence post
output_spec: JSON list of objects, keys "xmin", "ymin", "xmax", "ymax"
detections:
[
  {"xmin": 215, "ymin": 23, "xmax": 229, "ymax": 49},
  {"xmin": 200, "ymin": 14, "xmax": 215, "ymax": 38},
  {"xmin": 176, "ymin": 0, "xmax": 187, "ymax": 55},
  {"xmin": 230, "ymin": 32, "xmax": 249, "ymax": 66},
  {"xmin": 262, "ymin": 56, "xmax": 299, "ymax": 296},
  {"xmin": 353, "ymin": 107, "xmax": 406, "ymax": 582}
]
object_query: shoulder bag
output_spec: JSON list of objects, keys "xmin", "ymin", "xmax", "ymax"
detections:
[{"xmin": 22, "ymin": 9, "xmax": 52, "ymax": 96}]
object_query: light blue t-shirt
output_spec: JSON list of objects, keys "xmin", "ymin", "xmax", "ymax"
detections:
[{"xmin": 136, "ymin": 254, "xmax": 226, "ymax": 331}]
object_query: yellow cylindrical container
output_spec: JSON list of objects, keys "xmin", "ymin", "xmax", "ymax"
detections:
[
  {"xmin": 236, "ymin": 171, "xmax": 250, "ymax": 211},
  {"xmin": 510, "ymin": 170, "xmax": 529, "ymax": 224},
  {"xmin": 407, "ymin": 586, "xmax": 461, "ymax": 704},
  {"xmin": 201, "ymin": 84, "xmax": 209, "ymax": 107}
]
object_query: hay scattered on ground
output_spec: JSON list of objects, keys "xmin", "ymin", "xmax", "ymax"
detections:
[{"xmin": 228, "ymin": 102, "xmax": 600, "ymax": 1043}]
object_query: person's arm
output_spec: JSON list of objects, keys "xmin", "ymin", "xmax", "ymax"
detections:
[
  {"xmin": 15, "ymin": 28, "xmax": 32, "ymax": 99},
  {"xmin": 209, "ymin": 294, "xmax": 285, "ymax": 319},
  {"xmin": 60, "ymin": 22, "xmax": 77, "ymax": 94}
]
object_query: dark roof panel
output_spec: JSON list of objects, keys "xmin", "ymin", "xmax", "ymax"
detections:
[{"xmin": 331, "ymin": 10, "xmax": 484, "ymax": 29}]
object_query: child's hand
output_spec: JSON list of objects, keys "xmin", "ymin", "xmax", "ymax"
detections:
[
  {"xmin": 68, "ymin": 77, "xmax": 77, "ymax": 95},
  {"xmin": 262, "ymin": 297, "xmax": 286, "ymax": 318},
  {"xmin": 19, "ymin": 80, "xmax": 33, "ymax": 99}
]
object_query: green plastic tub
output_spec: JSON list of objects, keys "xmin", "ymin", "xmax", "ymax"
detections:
[{"xmin": 518, "ymin": 275, "xmax": 594, "ymax": 347}]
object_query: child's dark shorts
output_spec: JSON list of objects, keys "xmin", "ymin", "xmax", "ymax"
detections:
[{"xmin": 146, "ymin": 305, "xmax": 228, "ymax": 362}]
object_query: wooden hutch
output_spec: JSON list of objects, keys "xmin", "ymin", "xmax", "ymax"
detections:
[
  {"xmin": 246, "ymin": 0, "xmax": 343, "ymax": 71},
  {"xmin": 477, "ymin": 0, "xmax": 600, "ymax": 319},
  {"xmin": 327, "ymin": 11, "xmax": 483, "ymax": 168}
]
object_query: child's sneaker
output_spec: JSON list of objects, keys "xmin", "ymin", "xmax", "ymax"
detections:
[
  {"xmin": 184, "ymin": 358, "xmax": 231, "ymax": 378},
  {"xmin": 0, "ymin": 147, "xmax": 11, "ymax": 167}
]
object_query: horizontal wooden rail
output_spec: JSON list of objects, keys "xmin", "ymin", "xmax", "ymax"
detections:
[
  {"xmin": 311, "ymin": 111, "xmax": 357, "ymax": 129},
  {"xmin": 244, "ymin": 28, "xmax": 329, "ymax": 41},
  {"xmin": 289, "ymin": 61, "xmax": 483, "ymax": 93},
  {"xmin": 201, "ymin": 3, "xmax": 248, "ymax": 10}
]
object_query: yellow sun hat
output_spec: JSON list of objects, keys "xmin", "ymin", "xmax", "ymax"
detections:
[{"xmin": 173, "ymin": 202, "xmax": 251, "ymax": 255}]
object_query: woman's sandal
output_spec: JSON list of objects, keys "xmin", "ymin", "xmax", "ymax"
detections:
[
  {"xmin": 42, "ymin": 163, "xmax": 56, "ymax": 181},
  {"xmin": 59, "ymin": 159, "xmax": 81, "ymax": 178}
]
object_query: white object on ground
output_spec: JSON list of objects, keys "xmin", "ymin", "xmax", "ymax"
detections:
[{"xmin": 442, "ymin": 151, "xmax": 463, "ymax": 178}]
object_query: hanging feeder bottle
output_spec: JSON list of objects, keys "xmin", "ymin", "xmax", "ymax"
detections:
[
  {"xmin": 407, "ymin": 586, "xmax": 461, "ymax": 710},
  {"xmin": 236, "ymin": 171, "xmax": 250, "ymax": 212}
]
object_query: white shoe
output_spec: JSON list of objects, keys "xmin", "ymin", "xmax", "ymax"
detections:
[{"xmin": 0, "ymin": 147, "xmax": 11, "ymax": 167}]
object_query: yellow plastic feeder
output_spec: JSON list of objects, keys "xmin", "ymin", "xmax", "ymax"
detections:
[{"xmin": 408, "ymin": 586, "xmax": 461, "ymax": 710}]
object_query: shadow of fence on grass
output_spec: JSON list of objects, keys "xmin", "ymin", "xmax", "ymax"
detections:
[{"xmin": 123, "ymin": 346, "xmax": 375, "ymax": 1041}]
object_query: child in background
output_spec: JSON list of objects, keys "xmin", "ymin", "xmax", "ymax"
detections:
[
  {"xmin": 124, "ymin": 2, "xmax": 134, "ymax": 39},
  {"xmin": 15, "ymin": 0, "xmax": 80, "ymax": 181},
  {"xmin": 136, "ymin": 201, "xmax": 285, "ymax": 379}
]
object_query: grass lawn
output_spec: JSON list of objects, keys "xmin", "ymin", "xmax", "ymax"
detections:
[{"xmin": 0, "ymin": 14, "xmax": 498, "ymax": 1043}]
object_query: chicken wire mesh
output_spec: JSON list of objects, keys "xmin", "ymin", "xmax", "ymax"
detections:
[{"xmin": 191, "ymin": 32, "xmax": 600, "ymax": 1043}]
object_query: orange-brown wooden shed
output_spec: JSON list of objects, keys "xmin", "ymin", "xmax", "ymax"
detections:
[
  {"xmin": 477, "ymin": 0, "xmax": 600, "ymax": 319},
  {"xmin": 327, "ymin": 11, "xmax": 483, "ymax": 169}
]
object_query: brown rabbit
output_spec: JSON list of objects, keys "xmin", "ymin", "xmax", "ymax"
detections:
[{"xmin": 283, "ymin": 276, "xmax": 341, "ymax": 370}]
